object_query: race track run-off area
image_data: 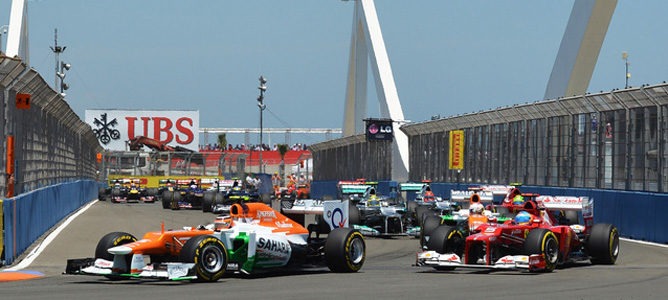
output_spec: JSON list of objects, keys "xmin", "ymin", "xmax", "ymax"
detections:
[{"xmin": 1, "ymin": 200, "xmax": 668, "ymax": 299}]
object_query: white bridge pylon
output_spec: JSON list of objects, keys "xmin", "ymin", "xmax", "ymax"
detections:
[{"xmin": 342, "ymin": 0, "xmax": 409, "ymax": 181}]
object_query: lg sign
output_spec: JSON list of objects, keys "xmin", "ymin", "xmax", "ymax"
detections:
[{"xmin": 85, "ymin": 110, "xmax": 199, "ymax": 151}]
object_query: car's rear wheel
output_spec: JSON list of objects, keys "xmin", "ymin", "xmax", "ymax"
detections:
[
  {"xmin": 179, "ymin": 235, "xmax": 228, "ymax": 282},
  {"xmin": 420, "ymin": 215, "xmax": 443, "ymax": 248},
  {"xmin": 95, "ymin": 232, "xmax": 137, "ymax": 280},
  {"xmin": 325, "ymin": 228, "xmax": 365, "ymax": 272},
  {"xmin": 203, "ymin": 192, "xmax": 214, "ymax": 212},
  {"xmin": 171, "ymin": 192, "xmax": 181, "ymax": 210},
  {"xmin": 588, "ymin": 223, "xmax": 619, "ymax": 264},
  {"xmin": 162, "ymin": 191, "xmax": 172, "ymax": 209},
  {"xmin": 348, "ymin": 204, "xmax": 361, "ymax": 226},
  {"xmin": 523, "ymin": 228, "xmax": 559, "ymax": 272}
]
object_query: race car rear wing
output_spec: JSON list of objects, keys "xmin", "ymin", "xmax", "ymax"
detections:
[
  {"xmin": 399, "ymin": 182, "xmax": 427, "ymax": 191},
  {"xmin": 535, "ymin": 196, "xmax": 591, "ymax": 211},
  {"xmin": 281, "ymin": 200, "xmax": 351, "ymax": 230},
  {"xmin": 339, "ymin": 185, "xmax": 370, "ymax": 194},
  {"xmin": 478, "ymin": 185, "xmax": 514, "ymax": 195},
  {"xmin": 450, "ymin": 190, "xmax": 494, "ymax": 202}
]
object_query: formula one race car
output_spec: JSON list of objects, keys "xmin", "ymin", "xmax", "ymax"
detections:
[
  {"xmin": 162, "ymin": 179, "xmax": 205, "ymax": 210},
  {"xmin": 416, "ymin": 195, "xmax": 619, "ymax": 272},
  {"xmin": 65, "ymin": 201, "xmax": 365, "ymax": 282},
  {"xmin": 419, "ymin": 188, "xmax": 512, "ymax": 247},
  {"xmin": 109, "ymin": 179, "xmax": 157, "ymax": 203},
  {"xmin": 202, "ymin": 179, "xmax": 263, "ymax": 214}
]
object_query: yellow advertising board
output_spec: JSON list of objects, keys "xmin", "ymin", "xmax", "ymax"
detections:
[
  {"xmin": 107, "ymin": 175, "xmax": 225, "ymax": 188},
  {"xmin": 449, "ymin": 130, "xmax": 464, "ymax": 170}
]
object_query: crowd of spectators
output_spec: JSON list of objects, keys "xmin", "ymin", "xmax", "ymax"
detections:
[{"xmin": 199, "ymin": 143, "xmax": 309, "ymax": 152}]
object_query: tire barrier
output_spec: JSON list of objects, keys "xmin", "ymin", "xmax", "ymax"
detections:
[{"xmin": 1, "ymin": 180, "xmax": 98, "ymax": 265}]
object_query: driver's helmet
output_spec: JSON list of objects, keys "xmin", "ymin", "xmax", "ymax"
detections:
[
  {"xmin": 367, "ymin": 195, "xmax": 380, "ymax": 207},
  {"xmin": 424, "ymin": 191, "xmax": 435, "ymax": 202},
  {"xmin": 469, "ymin": 203, "xmax": 484, "ymax": 215},
  {"xmin": 512, "ymin": 195, "xmax": 525, "ymax": 206},
  {"xmin": 233, "ymin": 186, "xmax": 242, "ymax": 192},
  {"xmin": 514, "ymin": 211, "xmax": 534, "ymax": 225},
  {"xmin": 190, "ymin": 184, "xmax": 197, "ymax": 189}
]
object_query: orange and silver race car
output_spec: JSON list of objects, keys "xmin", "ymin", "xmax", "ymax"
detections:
[{"xmin": 65, "ymin": 201, "xmax": 365, "ymax": 282}]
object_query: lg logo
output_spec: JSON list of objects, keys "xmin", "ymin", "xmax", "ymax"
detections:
[{"xmin": 379, "ymin": 125, "xmax": 392, "ymax": 133}]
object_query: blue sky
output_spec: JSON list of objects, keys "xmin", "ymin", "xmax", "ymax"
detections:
[{"xmin": 2, "ymin": 1, "xmax": 667, "ymax": 145}]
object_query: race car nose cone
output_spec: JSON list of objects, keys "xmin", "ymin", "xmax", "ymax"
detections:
[{"xmin": 108, "ymin": 246, "xmax": 133, "ymax": 255}]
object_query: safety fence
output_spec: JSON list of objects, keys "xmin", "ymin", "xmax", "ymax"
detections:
[
  {"xmin": 401, "ymin": 83, "xmax": 668, "ymax": 193},
  {"xmin": 101, "ymin": 150, "xmax": 313, "ymax": 181},
  {"xmin": 2, "ymin": 180, "xmax": 98, "ymax": 265},
  {"xmin": 309, "ymin": 134, "xmax": 392, "ymax": 181},
  {"xmin": 0, "ymin": 56, "xmax": 102, "ymax": 196}
]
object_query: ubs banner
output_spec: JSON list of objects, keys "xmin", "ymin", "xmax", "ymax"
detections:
[
  {"xmin": 85, "ymin": 110, "xmax": 199, "ymax": 151},
  {"xmin": 449, "ymin": 130, "xmax": 464, "ymax": 170}
]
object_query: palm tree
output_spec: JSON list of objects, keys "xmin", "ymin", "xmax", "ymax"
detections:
[{"xmin": 277, "ymin": 144, "xmax": 289, "ymax": 186}]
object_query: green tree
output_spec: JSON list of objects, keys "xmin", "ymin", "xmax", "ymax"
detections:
[
  {"xmin": 217, "ymin": 133, "xmax": 227, "ymax": 150},
  {"xmin": 277, "ymin": 144, "xmax": 289, "ymax": 186}
]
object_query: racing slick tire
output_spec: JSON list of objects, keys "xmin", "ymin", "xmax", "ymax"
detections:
[
  {"xmin": 420, "ymin": 215, "xmax": 443, "ymax": 248},
  {"xmin": 202, "ymin": 192, "xmax": 214, "ymax": 212},
  {"xmin": 147, "ymin": 188, "xmax": 158, "ymax": 196},
  {"xmin": 95, "ymin": 232, "xmax": 137, "ymax": 280},
  {"xmin": 325, "ymin": 228, "xmax": 366, "ymax": 273},
  {"xmin": 426, "ymin": 226, "xmax": 464, "ymax": 270},
  {"xmin": 587, "ymin": 223, "xmax": 619, "ymax": 265},
  {"xmin": 415, "ymin": 206, "xmax": 435, "ymax": 227},
  {"xmin": 214, "ymin": 193, "xmax": 224, "ymax": 208},
  {"xmin": 523, "ymin": 228, "xmax": 560, "ymax": 272},
  {"xmin": 179, "ymin": 235, "xmax": 228, "ymax": 282},
  {"xmin": 349, "ymin": 204, "xmax": 361, "ymax": 226},
  {"xmin": 406, "ymin": 200, "xmax": 418, "ymax": 214},
  {"xmin": 98, "ymin": 187, "xmax": 107, "ymax": 201},
  {"xmin": 171, "ymin": 192, "xmax": 182, "ymax": 210},
  {"xmin": 162, "ymin": 191, "xmax": 172, "ymax": 209}
]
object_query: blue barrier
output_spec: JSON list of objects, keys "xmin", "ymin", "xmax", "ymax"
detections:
[
  {"xmin": 2, "ymin": 180, "xmax": 97, "ymax": 265},
  {"xmin": 314, "ymin": 180, "xmax": 668, "ymax": 243},
  {"xmin": 311, "ymin": 180, "xmax": 398, "ymax": 200}
]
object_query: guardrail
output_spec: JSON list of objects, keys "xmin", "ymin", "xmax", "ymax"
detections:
[
  {"xmin": 311, "ymin": 179, "xmax": 668, "ymax": 244},
  {"xmin": 2, "ymin": 180, "xmax": 97, "ymax": 265}
]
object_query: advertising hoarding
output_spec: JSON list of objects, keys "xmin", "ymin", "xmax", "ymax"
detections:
[
  {"xmin": 449, "ymin": 130, "xmax": 464, "ymax": 170},
  {"xmin": 365, "ymin": 118, "xmax": 393, "ymax": 141},
  {"xmin": 85, "ymin": 110, "xmax": 199, "ymax": 151}
]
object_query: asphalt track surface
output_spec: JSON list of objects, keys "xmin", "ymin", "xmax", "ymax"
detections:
[{"xmin": 2, "ymin": 200, "xmax": 668, "ymax": 299}]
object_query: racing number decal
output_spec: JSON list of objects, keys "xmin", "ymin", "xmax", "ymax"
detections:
[
  {"xmin": 331, "ymin": 208, "xmax": 347, "ymax": 229},
  {"xmin": 345, "ymin": 232, "xmax": 365, "ymax": 271}
]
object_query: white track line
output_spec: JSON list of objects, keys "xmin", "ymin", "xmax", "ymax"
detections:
[
  {"xmin": 620, "ymin": 237, "xmax": 668, "ymax": 249},
  {"xmin": 6, "ymin": 200, "xmax": 99, "ymax": 271}
]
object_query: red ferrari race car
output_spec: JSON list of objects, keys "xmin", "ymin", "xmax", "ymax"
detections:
[{"xmin": 417, "ymin": 195, "xmax": 618, "ymax": 272}]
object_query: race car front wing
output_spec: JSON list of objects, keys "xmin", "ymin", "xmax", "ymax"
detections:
[
  {"xmin": 65, "ymin": 258, "xmax": 198, "ymax": 281},
  {"xmin": 416, "ymin": 251, "xmax": 547, "ymax": 272}
]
